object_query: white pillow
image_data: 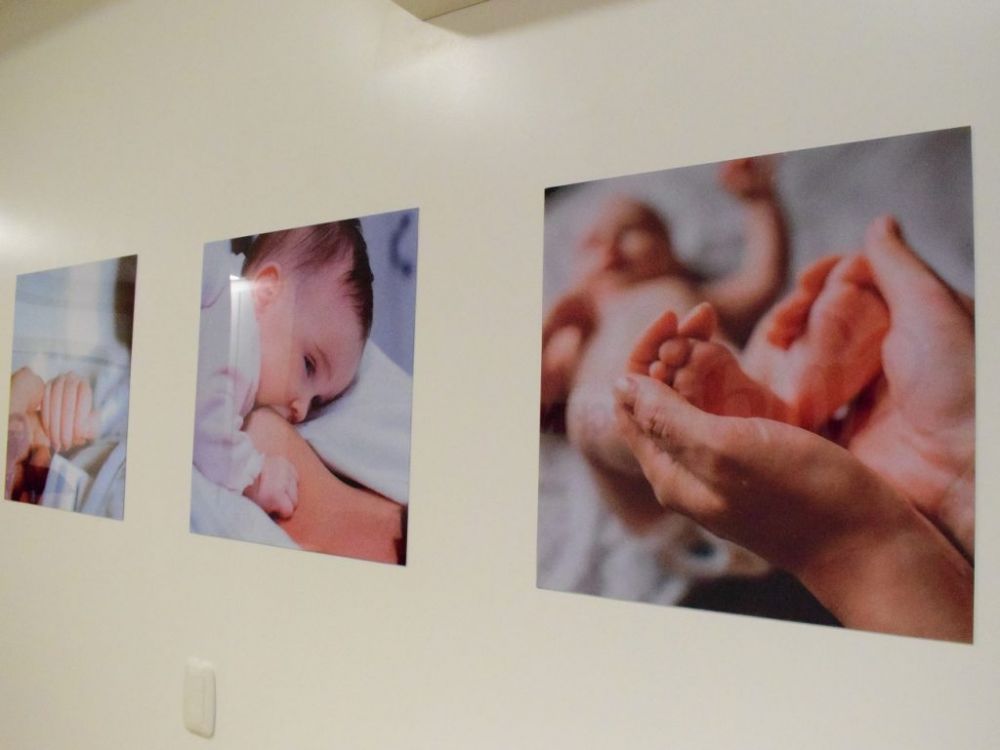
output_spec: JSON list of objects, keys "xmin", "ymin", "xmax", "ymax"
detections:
[{"xmin": 296, "ymin": 343, "xmax": 412, "ymax": 505}]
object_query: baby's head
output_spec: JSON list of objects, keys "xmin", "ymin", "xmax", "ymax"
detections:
[
  {"xmin": 244, "ymin": 220, "xmax": 373, "ymax": 423},
  {"xmin": 577, "ymin": 197, "xmax": 680, "ymax": 282}
]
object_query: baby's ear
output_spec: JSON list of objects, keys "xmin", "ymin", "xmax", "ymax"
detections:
[{"xmin": 250, "ymin": 263, "xmax": 282, "ymax": 311}]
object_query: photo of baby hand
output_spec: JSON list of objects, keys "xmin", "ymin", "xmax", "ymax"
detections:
[{"xmin": 4, "ymin": 255, "xmax": 136, "ymax": 518}]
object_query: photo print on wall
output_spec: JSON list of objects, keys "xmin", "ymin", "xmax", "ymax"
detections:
[
  {"xmin": 538, "ymin": 127, "xmax": 974, "ymax": 641},
  {"xmin": 190, "ymin": 209, "xmax": 418, "ymax": 565},
  {"xmin": 5, "ymin": 255, "xmax": 137, "ymax": 520}
]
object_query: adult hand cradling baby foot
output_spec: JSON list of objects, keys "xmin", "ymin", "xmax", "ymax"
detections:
[
  {"xmin": 613, "ymin": 215, "xmax": 975, "ymax": 641},
  {"xmin": 843, "ymin": 216, "xmax": 975, "ymax": 557}
]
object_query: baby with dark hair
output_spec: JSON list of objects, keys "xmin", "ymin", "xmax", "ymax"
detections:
[{"xmin": 194, "ymin": 220, "xmax": 374, "ymax": 520}]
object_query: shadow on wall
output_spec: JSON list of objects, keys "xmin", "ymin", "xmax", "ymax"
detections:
[
  {"xmin": 0, "ymin": 0, "xmax": 124, "ymax": 57},
  {"xmin": 434, "ymin": 0, "xmax": 650, "ymax": 36}
]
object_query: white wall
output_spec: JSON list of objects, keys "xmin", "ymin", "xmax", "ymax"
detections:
[{"xmin": 1, "ymin": 0, "xmax": 998, "ymax": 747}]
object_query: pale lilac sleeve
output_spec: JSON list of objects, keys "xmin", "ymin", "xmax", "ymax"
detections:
[
  {"xmin": 193, "ymin": 366, "xmax": 264, "ymax": 493},
  {"xmin": 192, "ymin": 247, "xmax": 265, "ymax": 493}
]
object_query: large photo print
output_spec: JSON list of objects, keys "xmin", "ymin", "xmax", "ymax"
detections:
[
  {"xmin": 5, "ymin": 256, "xmax": 137, "ymax": 519},
  {"xmin": 538, "ymin": 128, "xmax": 974, "ymax": 641},
  {"xmin": 191, "ymin": 209, "xmax": 418, "ymax": 564}
]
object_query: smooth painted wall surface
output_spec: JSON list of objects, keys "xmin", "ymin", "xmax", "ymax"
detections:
[{"xmin": 1, "ymin": 1, "xmax": 998, "ymax": 747}]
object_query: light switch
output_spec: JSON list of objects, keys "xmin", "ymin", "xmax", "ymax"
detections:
[{"xmin": 183, "ymin": 658, "xmax": 216, "ymax": 738}]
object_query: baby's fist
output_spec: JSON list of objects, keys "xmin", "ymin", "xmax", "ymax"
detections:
[
  {"xmin": 719, "ymin": 157, "xmax": 775, "ymax": 200},
  {"xmin": 247, "ymin": 455, "xmax": 299, "ymax": 519},
  {"xmin": 41, "ymin": 372, "xmax": 98, "ymax": 453}
]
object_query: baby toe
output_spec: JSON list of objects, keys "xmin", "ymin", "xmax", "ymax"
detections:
[
  {"xmin": 648, "ymin": 360, "xmax": 673, "ymax": 383},
  {"xmin": 657, "ymin": 338, "xmax": 692, "ymax": 368}
]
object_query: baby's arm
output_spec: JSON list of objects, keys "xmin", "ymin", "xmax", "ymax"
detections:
[
  {"xmin": 702, "ymin": 158, "xmax": 789, "ymax": 342},
  {"xmin": 541, "ymin": 290, "xmax": 597, "ymax": 418},
  {"xmin": 193, "ymin": 368, "xmax": 268, "ymax": 491},
  {"xmin": 194, "ymin": 368, "xmax": 300, "ymax": 518},
  {"xmin": 244, "ymin": 408, "xmax": 404, "ymax": 563}
]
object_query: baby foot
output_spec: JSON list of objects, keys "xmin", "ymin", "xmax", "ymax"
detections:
[
  {"xmin": 629, "ymin": 303, "xmax": 789, "ymax": 421},
  {"xmin": 718, "ymin": 157, "xmax": 776, "ymax": 201},
  {"xmin": 754, "ymin": 254, "xmax": 889, "ymax": 430}
]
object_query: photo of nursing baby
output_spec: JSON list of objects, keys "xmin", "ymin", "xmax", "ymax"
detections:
[
  {"xmin": 539, "ymin": 127, "xmax": 975, "ymax": 641},
  {"xmin": 190, "ymin": 209, "xmax": 417, "ymax": 565},
  {"xmin": 5, "ymin": 255, "xmax": 137, "ymax": 520}
]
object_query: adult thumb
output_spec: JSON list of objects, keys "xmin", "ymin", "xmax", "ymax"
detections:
[
  {"xmin": 863, "ymin": 215, "xmax": 971, "ymax": 321},
  {"xmin": 614, "ymin": 375, "xmax": 717, "ymax": 453}
]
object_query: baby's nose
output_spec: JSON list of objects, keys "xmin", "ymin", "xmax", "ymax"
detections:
[{"xmin": 289, "ymin": 400, "xmax": 306, "ymax": 423}]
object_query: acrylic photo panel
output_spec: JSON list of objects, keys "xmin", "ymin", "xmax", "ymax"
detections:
[
  {"xmin": 5, "ymin": 255, "xmax": 137, "ymax": 520},
  {"xmin": 190, "ymin": 209, "xmax": 418, "ymax": 564},
  {"xmin": 538, "ymin": 127, "xmax": 974, "ymax": 640}
]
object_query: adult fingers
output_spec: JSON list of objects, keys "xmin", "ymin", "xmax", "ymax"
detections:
[
  {"xmin": 10, "ymin": 368, "xmax": 45, "ymax": 414},
  {"xmin": 614, "ymin": 394, "xmax": 725, "ymax": 521},
  {"xmin": 863, "ymin": 215, "xmax": 971, "ymax": 321},
  {"xmin": 615, "ymin": 374, "xmax": 783, "ymax": 499},
  {"xmin": 60, "ymin": 375, "xmax": 82, "ymax": 451},
  {"xmin": 6, "ymin": 414, "xmax": 32, "ymax": 472},
  {"xmin": 614, "ymin": 374, "xmax": 718, "ymax": 457},
  {"xmin": 44, "ymin": 379, "xmax": 63, "ymax": 452},
  {"xmin": 627, "ymin": 309, "xmax": 677, "ymax": 374},
  {"xmin": 73, "ymin": 381, "xmax": 94, "ymax": 444}
]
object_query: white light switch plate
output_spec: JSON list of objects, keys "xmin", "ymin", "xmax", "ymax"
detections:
[
  {"xmin": 183, "ymin": 658, "xmax": 216, "ymax": 738},
  {"xmin": 392, "ymin": 1, "xmax": 488, "ymax": 20}
]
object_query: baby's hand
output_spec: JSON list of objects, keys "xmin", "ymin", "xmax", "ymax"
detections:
[
  {"xmin": 718, "ymin": 157, "xmax": 775, "ymax": 201},
  {"xmin": 246, "ymin": 455, "xmax": 299, "ymax": 519},
  {"xmin": 41, "ymin": 372, "xmax": 99, "ymax": 453}
]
